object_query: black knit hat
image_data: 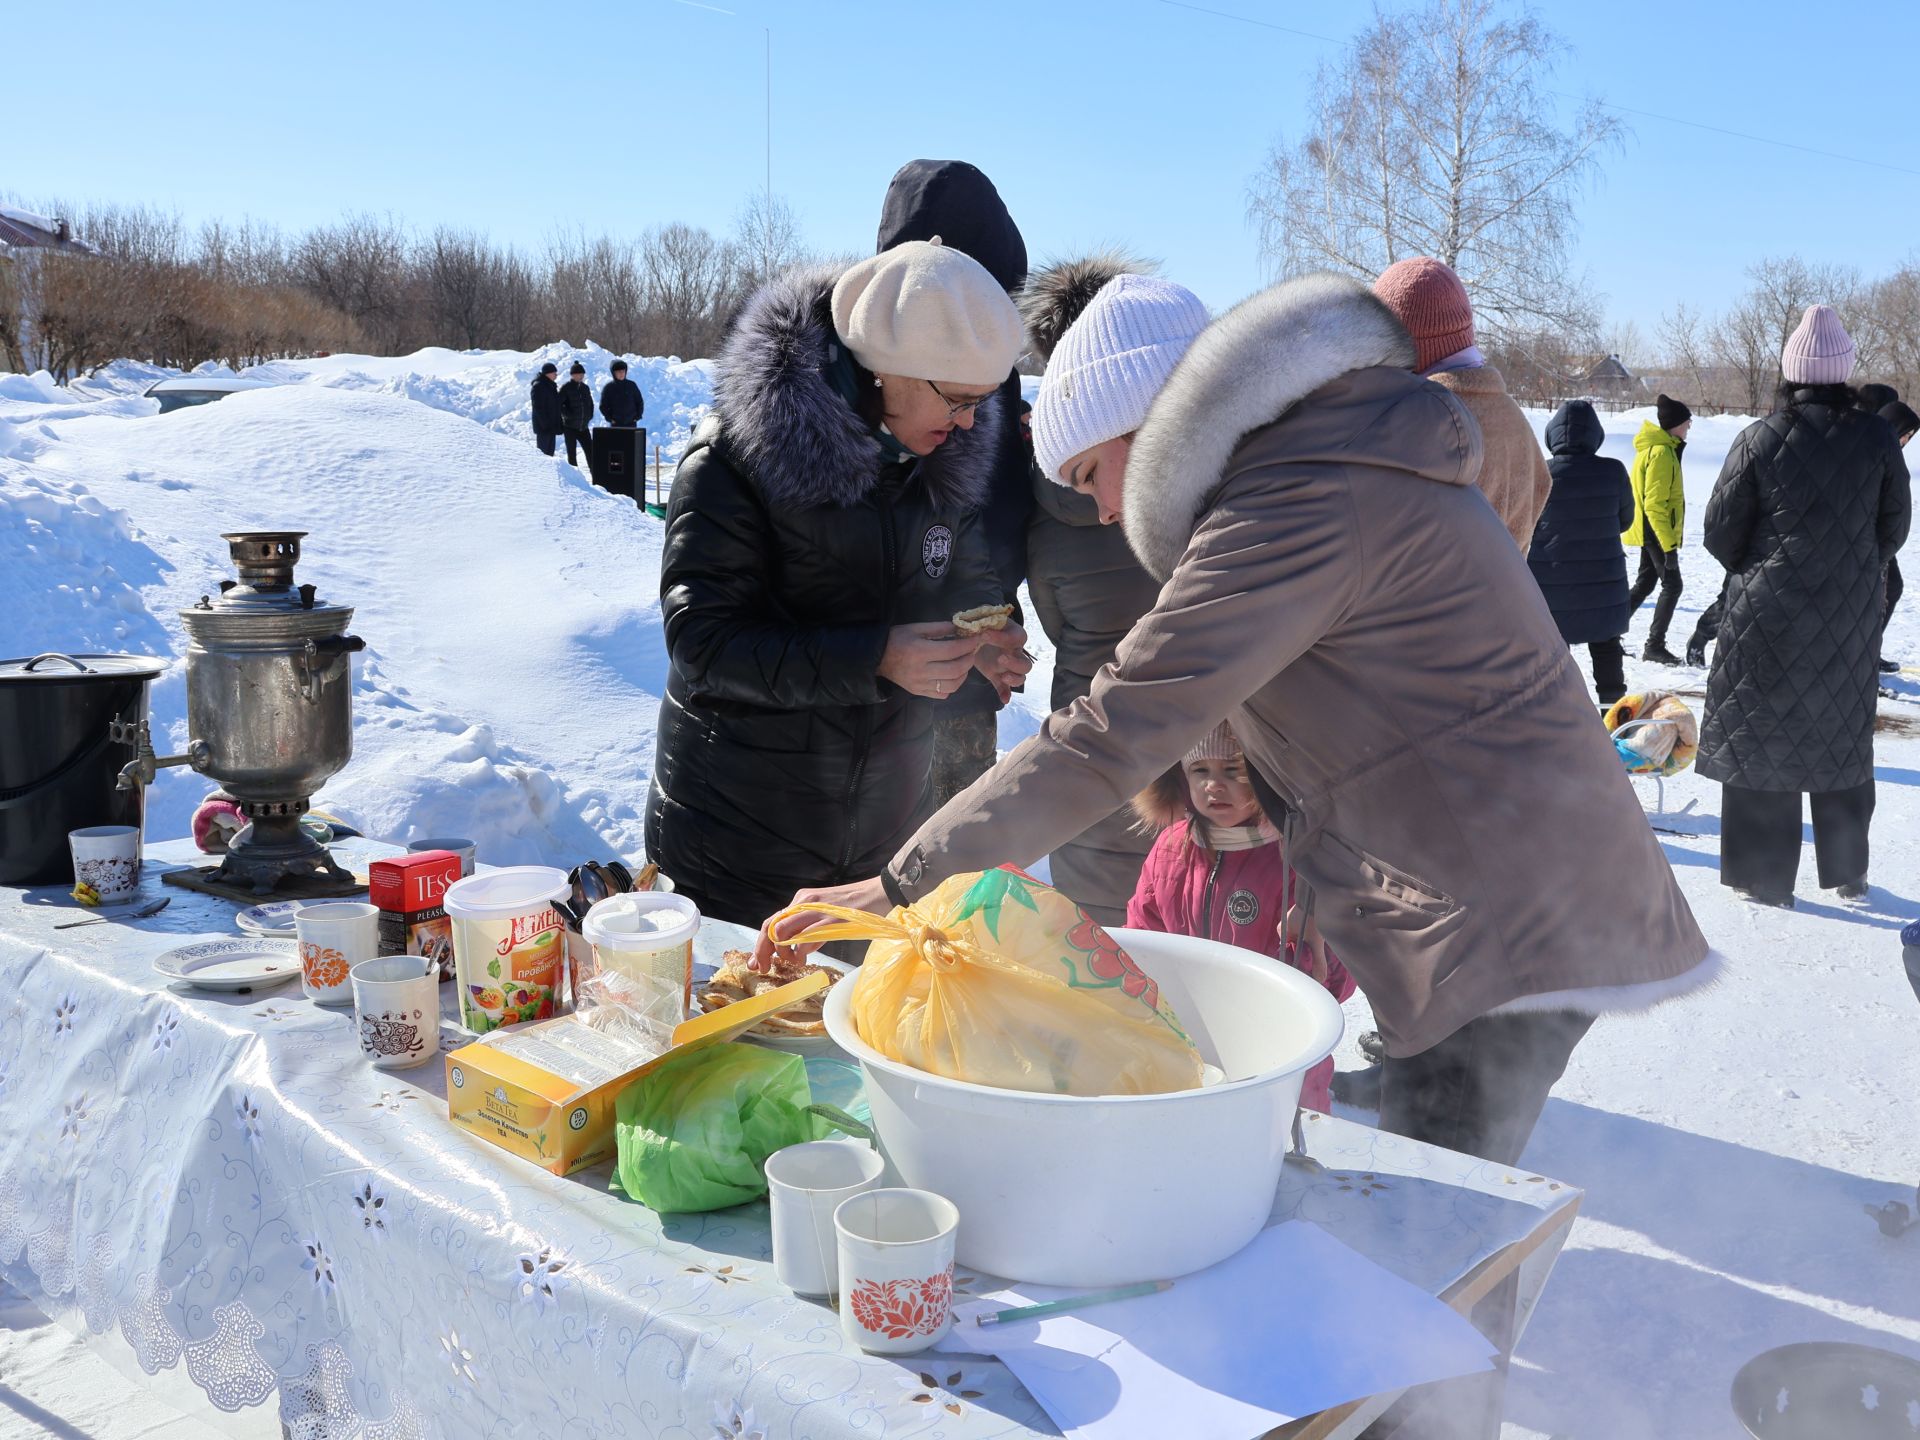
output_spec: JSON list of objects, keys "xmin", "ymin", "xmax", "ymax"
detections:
[
  {"xmin": 539, "ymin": 361, "xmax": 557, "ymax": 375},
  {"xmin": 1656, "ymin": 393, "xmax": 1692, "ymax": 433},
  {"xmin": 1882, "ymin": 400, "xmax": 1919, "ymax": 440},
  {"xmin": 569, "ymin": 361, "xmax": 586, "ymax": 375},
  {"xmin": 610, "ymin": 358, "xmax": 628, "ymax": 373}
]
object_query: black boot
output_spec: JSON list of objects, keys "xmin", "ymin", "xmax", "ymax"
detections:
[
  {"xmin": 1331, "ymin": 1063, "xmax": 1383, "ymax": 1110},
  {"xmin": 1835, "ymin": 877, "xmax": 1870, "ymax": 900},
  {"xmin": 1643, "ymin": 642, "xmax": 1682, "ymax": 665},
  {"xmin": 1880, "ymin": 657, "xmax": 1900, "ymax": 674}
]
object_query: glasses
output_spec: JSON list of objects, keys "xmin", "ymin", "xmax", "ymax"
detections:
[{"xmin": 925, "ymin": 379, "xmax": 992, "ymax": 420}]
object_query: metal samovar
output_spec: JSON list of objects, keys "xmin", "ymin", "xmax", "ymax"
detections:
[{"xmin": 117, "ymin": 531, "xmax": 365, "ymax": 894}]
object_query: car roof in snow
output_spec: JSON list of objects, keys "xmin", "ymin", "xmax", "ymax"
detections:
[{"xmin": 144, "ymin": 376, "xmax": 276, "ymax": 396}]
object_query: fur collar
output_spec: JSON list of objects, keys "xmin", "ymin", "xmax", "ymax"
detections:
[
  {"xmin": 1122, "ymin": 273, "xmax": 1416, "ymax": 579},
  {"xmin": 710, "ymin": 263, "xmax": 1002, "ymax": 512}
]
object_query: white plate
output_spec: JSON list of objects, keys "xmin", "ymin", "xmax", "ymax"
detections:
[
  {"xmin": 726, "ymin": 957, "xmax": 852, "ymax": 1056},
  {"xmin": 154, "ymin": 939, "xmax": 302, "ymax": 992},
  {"xmin": 235, "ymin": 900, "xmax": 304, "ymax": 937}
]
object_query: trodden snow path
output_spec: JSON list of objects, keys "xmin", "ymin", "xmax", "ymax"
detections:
[{"xmin": 1, "ymin": 352, "xmax": 1916, "ymax": 1439}]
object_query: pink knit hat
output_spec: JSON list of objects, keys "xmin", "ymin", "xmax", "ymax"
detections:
[
  {"xmin": 1372, "ymin": 257, "xmax": 1475, "ymax": 373},
  {"xmin": 1781, "ymin": 304, "xmax": 1856, "ymax": 385}
]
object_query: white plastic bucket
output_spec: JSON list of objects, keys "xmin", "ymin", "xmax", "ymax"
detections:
[
  {"xmin": 821, "ymin": 928, "xmax": 1344, "ymax": 1286},
  {"xmin": 444, "ymin": 866, "xmax": 569, "ymax": 1033}
]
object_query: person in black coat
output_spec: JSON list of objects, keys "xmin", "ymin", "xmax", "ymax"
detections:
[
  {"xmin": 558, "ymin": 361, "xmax": 595, "ymax": 466},
  {"xmin": 875, "ymin": 159, "xmax": 1032, "ymax": 805},
  {"xmin": 1697, "ymin": 306, "xmax": 1911, "ymax": 906},
  {"xmin": 530, "ymin": 362, "xmax": 562, "ymax": 456},
  {"xmin": 1528, "ymin": 400, "xmax": 1637, "ymax": 704},
  {"xmin": 644, "ymin": 251, "xmax": 1030, "ymax": 929},
  {"xmin": 601, "ymin": 360, "xmax": 644, "ymax": 428}
]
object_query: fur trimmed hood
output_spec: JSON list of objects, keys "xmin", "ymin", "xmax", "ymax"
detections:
[
  {"xmin": 1122, "ymin": 273, "xmax": 1424, "ymax": 579},
  {"xmin": 709, "ymin": 263, "xmax": 1003, "ymax": 512},
  {"xmin": 1016, "ymin": 252, "xmax": 1154, "ymax": 364}
]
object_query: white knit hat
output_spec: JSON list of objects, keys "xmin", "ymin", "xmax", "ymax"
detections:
[
  {"xmin": 1031, "ymin": 274, "xmax": 1210, "ymax": 485},
  {"xmin": 830, "ymin": 239, "xmax": 1023, "ymax": 387}
]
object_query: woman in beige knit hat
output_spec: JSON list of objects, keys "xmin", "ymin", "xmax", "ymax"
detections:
[{"xmin": 644, "ymin": 240, "xmax": 1032, "ymax": 934}]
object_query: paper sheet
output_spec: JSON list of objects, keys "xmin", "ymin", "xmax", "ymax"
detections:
[{"xmin": 938, "ymin": 1222, "xmax": 1496, "ymax": 1439}]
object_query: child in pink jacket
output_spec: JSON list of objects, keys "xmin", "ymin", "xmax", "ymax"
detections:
[{"xmin": 1126, "ymin": 721, "xmax": 1355, "ymax": 1112}]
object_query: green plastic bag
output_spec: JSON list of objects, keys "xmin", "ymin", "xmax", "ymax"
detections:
[{"xmin": 612, "ymin": 1043, "xmax": 831, "ymax": 1213}]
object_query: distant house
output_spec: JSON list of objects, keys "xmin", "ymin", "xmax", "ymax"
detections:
[
  {"xmin": 0, "ymin": 206, "xmax": 97, "ymax": 371},
  {"xmin": 1575, "ymin": 353, "xmax": 1640, "ymax": 400}
]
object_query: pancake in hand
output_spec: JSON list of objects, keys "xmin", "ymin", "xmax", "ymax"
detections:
[{"xmin": 952, "ymin": 603, "xmax": 1014, "ymax": 636}]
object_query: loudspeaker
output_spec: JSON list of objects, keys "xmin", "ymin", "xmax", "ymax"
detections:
[{"xmin": 589, "ymin": 426, "xmax": 645, "ymax": 500}]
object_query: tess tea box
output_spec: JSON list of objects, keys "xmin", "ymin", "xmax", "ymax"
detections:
[{"xmin": 369, "ymin": 850, "xmax": 459, "ymax": 977}]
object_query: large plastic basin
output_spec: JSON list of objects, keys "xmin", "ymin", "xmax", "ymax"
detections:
[{"xmin": 821, "ymin": 928, "xmax": 1344, "ymax": 1286}]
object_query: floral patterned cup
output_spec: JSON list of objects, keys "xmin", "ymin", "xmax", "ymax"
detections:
[
  {"xmin": 834, "ymin": 1188, "xmax": 959, "ymax": 1354},
  {"xmin": 69, "ymin": 825, "xmax": 141, "ymax": 903},
  {"xmin": 350, "ymin": 956, "xmax": 440, "ymax": 1070},
  {"xmin": 297, "ymin": 903, "xmax": 378, "ymax": 1007}
]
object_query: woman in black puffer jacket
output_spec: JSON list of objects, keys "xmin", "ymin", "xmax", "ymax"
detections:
[
  {"xmin": 1697, "ymin": 306, "xmax": 1911, "ymax": 906},
  {"xmin": 1528, "ymin": 400, "xmax": 1637, "ymax": 704},
  {"xmin": 645, "ymin": 246, "xmax": 1030, "ymax": 928}
]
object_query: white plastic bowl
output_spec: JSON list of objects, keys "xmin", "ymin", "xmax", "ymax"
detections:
[{"xmin": 822, "ymin": 927, "xmax": 1344, "ymax": 1286}]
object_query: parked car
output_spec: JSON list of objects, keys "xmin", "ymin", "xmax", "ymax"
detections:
[{"xmin": 145, "ymin": 376, "xmax": 274, "ymax": 414}]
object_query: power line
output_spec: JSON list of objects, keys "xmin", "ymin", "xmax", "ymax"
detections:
[{"xmin": 1151, "ymin": 0, "xmax": 1920, "ymax": 180}]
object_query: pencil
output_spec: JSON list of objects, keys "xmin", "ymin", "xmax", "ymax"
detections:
[{"xmin": 974, "ymin": 1280, "xmax": 1172, "ymax": 1327}]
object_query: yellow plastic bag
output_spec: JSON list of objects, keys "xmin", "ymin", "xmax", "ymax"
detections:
[{"xmin": 774, "ymin": 867, "xmax": 1203, "ymax": 1097}]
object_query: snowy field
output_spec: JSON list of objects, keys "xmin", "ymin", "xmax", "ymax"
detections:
[{"xmin": 1, "ymin": 348, "xmax": 1916, "ymax": 1439}]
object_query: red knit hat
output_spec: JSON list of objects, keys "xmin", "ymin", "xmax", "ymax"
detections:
[{"xmin": 1372, "ymin": 257, "xmax": 1475, "ymax": 372}]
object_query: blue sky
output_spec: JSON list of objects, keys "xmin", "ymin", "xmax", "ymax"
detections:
[{"xmin": 9, "ymin": 0, "xmax": 1916, "ymax": 349}]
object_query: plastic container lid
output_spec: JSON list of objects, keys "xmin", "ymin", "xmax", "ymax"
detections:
[
  {"xmin": 443, "ymin": 866, "xmax": 569, "ymax": 920},
  {"xmin": 582, "ymin": 891, "xmax": 701, "ymax": 951}
]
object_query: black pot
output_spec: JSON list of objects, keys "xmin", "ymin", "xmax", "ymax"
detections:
[{"xmin": 0, "ymin": 653, "xmax": 167, "ymax": 886}]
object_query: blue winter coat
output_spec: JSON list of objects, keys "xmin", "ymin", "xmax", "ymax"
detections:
[{"xmin": 1527, "ymin": 401, "xmax": 1635, "ymax": 644}]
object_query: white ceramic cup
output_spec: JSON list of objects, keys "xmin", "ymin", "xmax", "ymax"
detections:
[
  {"xmin": 298, "ymin": 902, "xmax": 379, "ymax": 1006},
  {"xmin": 834, "ymin": 1188, "xmax": 959, "ymax": 1353},
  {"xmin": 765, "ymin": 1141, "xmax": 886, "ymax": 1298},
  {"xmin": 69, "ymin": 825, "xmax": 141, "ymax": 902},
  {"xmin": 350, "ymin": 955, "xmax": 441, "ymax": 1070},
  {"xmin": 408, "ymin": 837, "xmax": 476, "ymax": 877}
]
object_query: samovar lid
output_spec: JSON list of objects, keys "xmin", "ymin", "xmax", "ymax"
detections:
[{"xmin": 182, "ymin": 530, "xmax": 349, "ymax": 624}]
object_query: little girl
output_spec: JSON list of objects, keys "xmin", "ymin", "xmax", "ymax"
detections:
[{"xmin": 1126, "ymin": 721, "xmax": 1354, "ymax": 1111}]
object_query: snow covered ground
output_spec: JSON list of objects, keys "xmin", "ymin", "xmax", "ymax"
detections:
[{"xmin": 1, "ymin": 349, "xmax": 1916, "ymax": 1439}]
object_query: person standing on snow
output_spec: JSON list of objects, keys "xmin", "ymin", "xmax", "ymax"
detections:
[
  {"xmin": 764, "ymin": 271, "xmax": 1717, "ymax": 1166},
  {"xmin": 1373, "ymin": 257, "xmax": 1552, "ymax": 554},
  {"xmin": 559, "ymin": 361, "xmax": 596, "ymax": 467},
  {"xmin": 873, "ymin": 159, "xmax": 1032, "ymax": 806},
  {"xmin": 531, "ymin": 361, "xmax": 562, "ymax": 456},
  {"xmin": 1697, "ymin": 306, "xmax": 1910, "ymax": 907},
  {"xmin": 601, "ymin": 359, "xmax": 644, "ymax": 428},
  {"xmin": 1528, "ymin": 400, "xmax": 1638, "ymax": 705},
  {"xmin": 1018, "ymin": 254, "xmax": 1166, "ymax": 925},
  {"xmin": 644, "ymin": 241, "xmax": 1032, "ymax": 931},
  {"xmin": 1624, "ymin": 393, "xmax": 1692, "ymax": 664}
]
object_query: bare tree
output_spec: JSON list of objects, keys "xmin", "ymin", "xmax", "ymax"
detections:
[
  {"xmin": 291, "ymin": 213, "xmax": 411, "ymax": 351},
  {"xmin": 1600, "ymin": 318, "xmax": 1646, "ymax": 370},
  {"xmin": 640, "ymin": 222, "xmax": 739, "ymax": 358},
  {"xmin": 1247, "ymin": 0, "xmax": 1623, "ymax": 336},
  {"xmin": 731, "ymin": 191, "xmax": 806, "ymax": 293},
  {"xmin": 1657, "ymin": 303, "xmax": 1708, "ymax": 395}
]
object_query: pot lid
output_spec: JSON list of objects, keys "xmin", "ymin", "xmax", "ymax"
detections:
[{"xmin": 0, "ymin": 652, "xmax": 168, "ymax": 682}]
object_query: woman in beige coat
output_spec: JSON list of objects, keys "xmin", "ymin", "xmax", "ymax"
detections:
[{"xmin": 766, "ymin": 271, "xmax": 1717, "ymax": 1166}]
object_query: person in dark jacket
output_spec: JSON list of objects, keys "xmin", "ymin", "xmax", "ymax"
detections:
[
  {"xmin": 1529, "ymin": 401, "xmax": 1637, "ymax": 705},
  {"xmin": 1878, "ymin": 399, "xmax": 1915, "ymax": 671},
  {"xmin": 1697, "ymin": 306, "xmax": 1911, "ymax": 906},
  {"xmin": 559, "ymin": 361, "xmax": 595, "ymax": 466},
  {"xmin": 601, "ymin": 359, "xmax": 644, "ymax": 428},
  {"xmin": 1018, "ymin": 254, "xmax": 1164, "ymax": 924},
  {"xmin": 644, "ymin": 244, "xmax": 1031, "ymax": 928},
  {"xmin": 874, "ymin": 159, "xmax": 1032, "ymax": 804},
  {"xmin": 531, "ymin": 362, "xmax": 562, "ymax": 456}
]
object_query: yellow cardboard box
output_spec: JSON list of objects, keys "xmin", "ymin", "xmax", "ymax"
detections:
[{"xmin": 445, "ymin": 970, "xmax": 829, "ymax": 1176}]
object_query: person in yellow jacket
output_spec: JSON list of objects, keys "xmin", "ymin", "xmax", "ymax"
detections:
[{"xmin": 1624, "ymin": 393, "xmax": 1692, "ymax": 663}]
